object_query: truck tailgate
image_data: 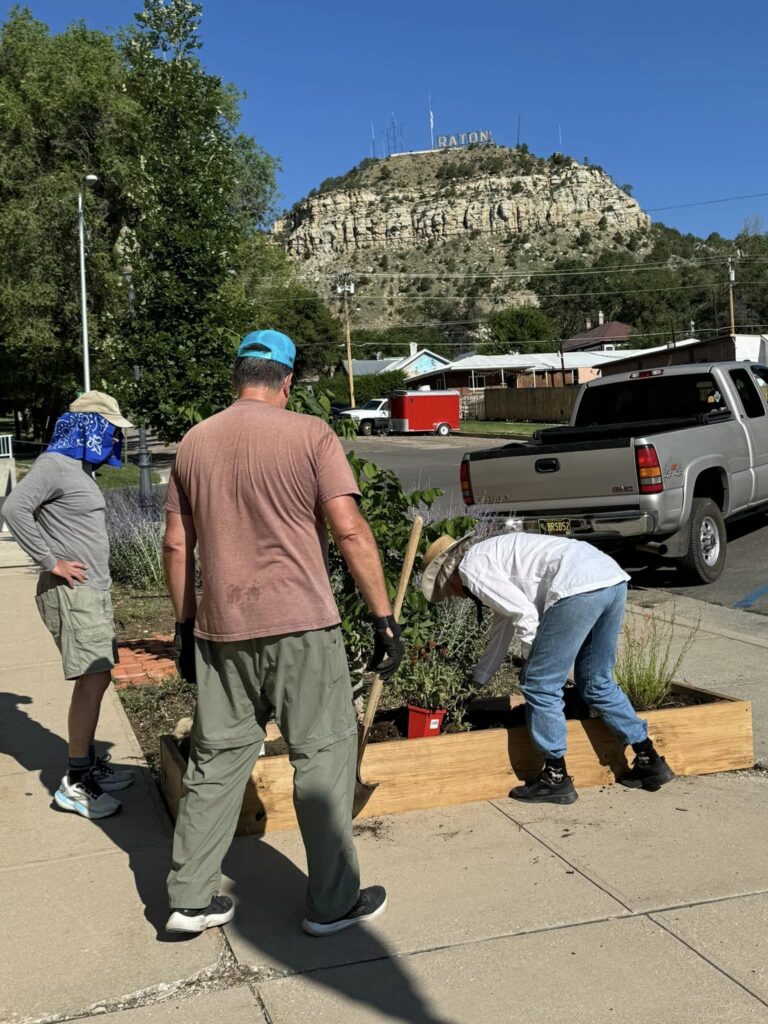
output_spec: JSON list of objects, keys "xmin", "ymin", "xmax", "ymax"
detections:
[{"xmin": 468, "ymin": 438, "xmax": 638, "ymax": 509}]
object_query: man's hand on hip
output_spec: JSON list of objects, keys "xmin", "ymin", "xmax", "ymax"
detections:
[
  {"xmin": 368, "ymin": 615, "xmax": 404, "ymax": 682},
  {"xmin": 51, "ymin": 559, "xmax": 88, "ymax": 587},
  {"xmin": 174, "ymin": 618, "xmax": 197, "ymax": 684}
]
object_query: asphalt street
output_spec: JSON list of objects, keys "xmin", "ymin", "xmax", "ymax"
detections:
[{"xmin": 343, "ymin": 434, "xmax": 768, "ymax": 615}]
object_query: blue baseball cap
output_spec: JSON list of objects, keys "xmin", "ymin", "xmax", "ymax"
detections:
[{"xmin": 237, "ymin": 329, "xmax": 296, "ymax": 370}]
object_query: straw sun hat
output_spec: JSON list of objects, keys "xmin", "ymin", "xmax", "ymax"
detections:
[
  {"xmin": 421, "ymin": 532, "xmax": 474, "ymax": 603},
  {"xmin": 69, "ymin": 391, "xmax": 133, "ymax": 429}
]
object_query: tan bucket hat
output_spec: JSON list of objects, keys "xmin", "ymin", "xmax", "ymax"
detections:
[
  {"xmin": 421, "ymin": 532, "xmax": 474, "ymax": 603},
  {"xmin": 69, "ymin": 391, "xmax": 133, "ymax": 429}
]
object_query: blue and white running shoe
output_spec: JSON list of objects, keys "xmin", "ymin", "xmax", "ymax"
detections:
[{"xmin": 54, "ymin": 773, "xmax": 121, "ymax": 819}]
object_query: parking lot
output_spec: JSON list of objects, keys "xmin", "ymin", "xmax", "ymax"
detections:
[{"xmin": 343, "ymin": 434, "xmax": 768, "ymax": 615}]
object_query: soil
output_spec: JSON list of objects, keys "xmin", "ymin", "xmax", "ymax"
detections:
[
  {"xmin": 118, "ymin": 676, "xmax": 196, "ymax": 776},
  {"xmin": 113, "ymin": 592, "xmax": 711, "ymax": 772},
  {"xmin": 112, "ymin": 583, "xmax": 175, "ymax": 643}
]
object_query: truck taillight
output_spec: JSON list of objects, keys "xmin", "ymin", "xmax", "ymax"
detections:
[
  {"xmin": 460, "ymin": 457, "xmax": 474, "ymax": 506},
  {"xmin": 636, "ymin": 444, "xmax": 663, "ymax": 494}
]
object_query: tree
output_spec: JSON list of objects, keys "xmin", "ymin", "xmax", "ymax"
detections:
[
  {"xmin": 0, "ymin": 8, "xmax": 142, "ymax": 436},
  {"xmin": 0, "ymin": 2, "xmax": 285, "ymax": 442},
  {"xmin": 477, "ymin": 307, "xmax": 557, "ymax": 355},
  {"xmin": 227, "ymin": 234, "xmax": 343, "ymax": 377},
  {"xmin": 111, "ymin": 0, "xmax": 280, "ymax": 439}
]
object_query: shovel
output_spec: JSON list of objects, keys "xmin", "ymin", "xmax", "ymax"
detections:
[{"xmin": 352, "ymin": 514, "xmax": 424, "ymax": 818}]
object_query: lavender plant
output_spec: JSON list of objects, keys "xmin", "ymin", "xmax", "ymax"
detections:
[{"xmin": 106, "ymin": 489, "xmax": 166, "ymax": 590}]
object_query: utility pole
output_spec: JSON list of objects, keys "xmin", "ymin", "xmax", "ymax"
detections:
[
  {"xmin": 558, "ymin": 339, "xmax": 566, "ymax": 387},
  {"xmin": 728, "ymin": 257, "xmax": 736, "ymax": 337},
  {"xmin": 337, "ymin": 275, "xmax": 356, "ymax": 408}
]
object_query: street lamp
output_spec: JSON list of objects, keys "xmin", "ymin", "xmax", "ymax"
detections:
[{"xmin": 77, "ymin": 173, "xmax": 99, "ymax": 392}]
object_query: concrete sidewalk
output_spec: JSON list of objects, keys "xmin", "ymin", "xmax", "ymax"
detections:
[{"xmin": 1, "ymin": 543, "xmax": 768, "ymax": 1023}]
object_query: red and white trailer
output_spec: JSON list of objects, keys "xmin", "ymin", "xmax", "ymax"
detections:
[{"xmin": 388, "ymin": 390, "xmax": 461, "ymax": 436}]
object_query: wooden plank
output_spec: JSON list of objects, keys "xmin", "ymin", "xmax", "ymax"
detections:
[
  {"xmin": 159, "ymin": 734, "xmax": 186, "ymax": 820},
  {"xmin": 159, "ymin": 688, "xmax": 754, "ymax": 836}
]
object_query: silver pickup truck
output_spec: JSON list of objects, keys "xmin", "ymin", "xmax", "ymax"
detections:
[{"xmin": 461, "ymin": 362, "xmax": 768, "ymax": 582}]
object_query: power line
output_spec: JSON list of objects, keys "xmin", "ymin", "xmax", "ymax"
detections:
[
  {"xmin": 646, "ymin": 192, "xmax": 768, "ymax": 213},
  {"xmin": 345, "ymin": 278, "xmax": 768, "ymax": 303},
  {"xmin": 316, "ymin": 255, "xmax": 744, "ymax": 280},
  {"xmin": 287, "ymin": 323, "xmax": 768, "ymax": 346}
]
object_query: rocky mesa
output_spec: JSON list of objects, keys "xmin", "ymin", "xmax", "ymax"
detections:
[{"xmin": 276, "ymin": 146, "xmax": 649, "ymax": 266}]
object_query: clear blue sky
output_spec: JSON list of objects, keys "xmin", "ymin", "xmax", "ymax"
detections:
[{"xmin": 10, "ymin": 0, "xmax": 768, "ymax": 238}]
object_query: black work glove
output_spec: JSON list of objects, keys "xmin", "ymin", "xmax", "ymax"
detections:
[
  {"xmin": 368, "ymin": 615, "xmax": 404, "ymax": 682},
  {"xmin": 174, "ymin": 618, "xmax": 196, "ymax": 684}
]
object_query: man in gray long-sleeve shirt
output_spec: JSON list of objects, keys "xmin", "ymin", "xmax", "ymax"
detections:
[{"xmin": 3, "ymin": 391, "xmax": 137, "ymax": 819}]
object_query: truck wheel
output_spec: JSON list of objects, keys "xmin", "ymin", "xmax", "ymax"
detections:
[
  {"xmin": 679, "ymin": 498, "xmax": 726, "ymax": 583},
  {"xmin": 359, "ymin": 420, "xmax": 373, "ymax": 436},
  {"xmin": 435, "ymin": 423, "xmax": 451, "ymax": 437},
  {"xmin": 377, "ymin": 421, "xmax": 391, "ymax": 436}
]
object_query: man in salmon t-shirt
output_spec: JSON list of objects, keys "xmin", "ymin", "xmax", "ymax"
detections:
[{"xmin": 162, "ymin": 329, "xmax": 403, "ymax": 937}]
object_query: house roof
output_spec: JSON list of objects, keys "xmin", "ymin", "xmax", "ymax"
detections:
[
  {"xmin": 562, "ymin": 321, "xmax": 634, "ymax": 353},
  {"xmin": 595, "ymin": 333, "xmax": 768, "ymax": 373},
  {"xmin": 341, "ymin": 348, "xmax": 451, "ymax": 377},
  {"xmin": 408, "ymin": 350, "xmax": 646, "ymax": 380},
  {"xmin": 341, "ymin": 358, "xmax": 398, "ymax": 375},
  {"xmin": 385, "ymin": 348, "xmax": 451, "ymax": 372}
]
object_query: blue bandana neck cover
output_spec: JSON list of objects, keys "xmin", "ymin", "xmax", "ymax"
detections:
[{"xmin": 46, "ymin": 412, "xmax": 123, "ymax": 469}]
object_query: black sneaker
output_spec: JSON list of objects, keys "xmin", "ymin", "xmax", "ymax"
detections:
[
  {"xmin": 510, "ymin": 767, "xmax": 578, "ymax": 805},
  {"xmin": 302, "ymin": 885, "xmax": 387, "ymax": 937},
  {"xmin": 165, "ymin": 895, "xmax": 235, "ymax": 934},
  {"xmin": 619, "ymin": 753, "xmax": 676, "ymax": 791}
]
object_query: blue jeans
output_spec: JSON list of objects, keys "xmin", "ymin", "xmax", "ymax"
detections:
[{"xmin": 521, "ymin": 583, "xmax": 647, "ymax": 759}]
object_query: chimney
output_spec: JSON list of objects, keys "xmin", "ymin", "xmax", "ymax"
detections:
[
  {"xmin": 586, "ymin": 318, "xmax": 592, "ymax": 331},
  {"xmin": 409, "ymin": 341, "xmax": 418, "ymax": 356},
  {"xmin": 598, "ymin": 310, "xmax": 605, "ymax": 326}
]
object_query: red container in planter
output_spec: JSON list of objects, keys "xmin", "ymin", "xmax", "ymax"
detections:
[{"xmin": 407, "ymin": 705, "xmax": 447, "ymax": 739}]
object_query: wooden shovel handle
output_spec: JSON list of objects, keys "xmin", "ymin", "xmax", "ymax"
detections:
[{"xmin": 359, "ymin": 515, "xmax": 424, "ymax": 745}]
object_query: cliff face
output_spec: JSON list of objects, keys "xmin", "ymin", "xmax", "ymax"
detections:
[
  {"xmin": 276, "ymin": 158, "xmax": 649, "ymax": 265},
  {"xmin": 273, "ymin": 147, "xmax": 651, "ymax": 327}
]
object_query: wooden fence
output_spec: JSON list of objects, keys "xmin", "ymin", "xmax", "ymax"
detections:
[{"xmin": 484, "ymin": 386, "xmax": 578, "ymax": 423}]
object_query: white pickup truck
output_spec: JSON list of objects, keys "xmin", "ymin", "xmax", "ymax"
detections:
[
  {"xmin": 461, "ymin": 362, "xmax": 768, "ymax": 582},
  {"xmin": 337, "ymin": 398, "xmax": 390, "ymax": 436}
]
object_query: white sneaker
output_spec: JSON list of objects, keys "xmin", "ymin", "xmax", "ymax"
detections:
[
  {"xmin": 54, "ymin": 773, "xmax": 121, "ymax": 819},
  {"xmin": 91, "ymin": 753, "xmax": 135, "ymax": 791},
  {"xmin": 166, "ymin": 896, "xmax": 235, "ymax": 934}
]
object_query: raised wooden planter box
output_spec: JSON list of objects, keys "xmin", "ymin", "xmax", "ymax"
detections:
[{"xmin": 159, "ymin": 683, "xmax": 753, "ymax": 836}]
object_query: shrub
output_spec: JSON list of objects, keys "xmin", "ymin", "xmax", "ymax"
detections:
[
  {"xmin": 317, "ymin": 370, "xmax": 407, "ymax": 407},
  {"xmin": 330, "ymin": 455, "xmax": 475, "ymax": 680},
  {"xmin": 615, "ymin": 611, "xmax": 699, "ymax": 710},
  {"xmin": 106, "ymin": 490, "xmax": 165, "ymax": 590}
]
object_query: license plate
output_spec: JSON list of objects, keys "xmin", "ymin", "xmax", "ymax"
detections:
[{"xmin": 538, "ymin": 518, "xmax": 570, "ymax": 535}]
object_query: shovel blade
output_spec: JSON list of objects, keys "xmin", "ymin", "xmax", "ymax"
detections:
[{"xmin": 352, "ymin": 776, "xmax": 379, "ymax": 819}]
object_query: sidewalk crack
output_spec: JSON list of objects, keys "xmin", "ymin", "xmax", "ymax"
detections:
[{"xmin": 489, "ymin": 799, "xmax": 634, "ymax": 913}]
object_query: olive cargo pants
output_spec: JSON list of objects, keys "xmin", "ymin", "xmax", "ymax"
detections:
[{"xmin": 167, "ymin": 626, "xmax": 361, "ymax": 923}]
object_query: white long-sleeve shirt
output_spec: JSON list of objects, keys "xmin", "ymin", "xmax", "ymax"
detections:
[{"xmin": 458, "ymin": 533, "xmax": 629, "ymax": 685}]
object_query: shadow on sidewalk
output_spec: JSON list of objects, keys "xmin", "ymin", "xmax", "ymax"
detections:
[
  {"xmin": 223, "ymin": 829, "xmax": 457, "ymax": 1024},
  {"xmin": 1, "ymin": 693, "xmax": 456, "ymax": 1021},
  {"xmin": 0, "ymin": 692, "xmax": 176, "ymax": 938}
]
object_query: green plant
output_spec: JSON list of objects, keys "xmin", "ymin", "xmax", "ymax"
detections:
[
  {"xmin": 106, "ymin": 490, "xmax": 165, "ymax": 590},
  {"xmin": 389, "ymin": 597, "xmax": 493, "ymax": 725},
  {"xmin": 615, "ymin": 611, "xmax": 699, "ymax": 710},
  {"xmin": 330, "ymin": 455, "xmax": 474, "ymax": 678}
]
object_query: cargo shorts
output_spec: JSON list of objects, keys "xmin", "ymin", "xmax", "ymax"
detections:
[{"xmin": 35, "ymin": 574, "xmax": 118, "ymax": 681}]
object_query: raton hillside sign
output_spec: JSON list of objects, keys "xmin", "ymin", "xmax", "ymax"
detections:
[{"xmin": 436, "ymin": 129, "xmax": 492, "ymax": 149}]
